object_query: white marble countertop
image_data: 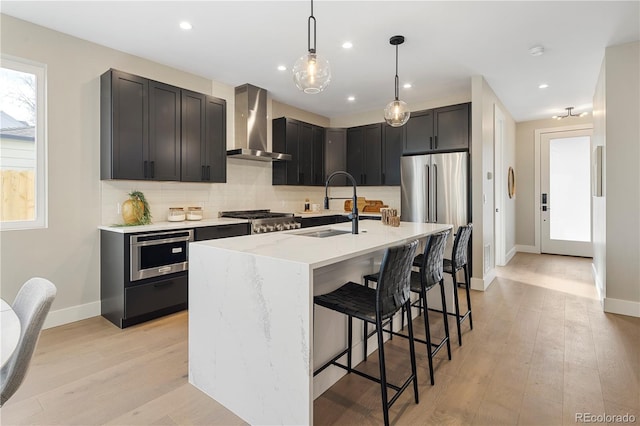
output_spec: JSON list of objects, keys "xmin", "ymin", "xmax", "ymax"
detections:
[
  {"xmin": 98, "ymin": 217, "xmax": 248, "ymax": 233},
  {"xmin": 192, "ymin": 220, "xmax": 450, "ymax": 269}
]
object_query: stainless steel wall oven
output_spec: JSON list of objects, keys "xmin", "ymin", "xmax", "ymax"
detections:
[{"xmin": 130, "ymin": 229, "xmax": 193, "ymax": 281}]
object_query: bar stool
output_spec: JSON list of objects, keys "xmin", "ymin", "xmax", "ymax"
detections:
[
  {"xmin": 444, "ymin": 224, "xmax": 473, "ymax": 346},
  {"xmin": 313, "ymin": 240, "xmax": 419, "ymax": 426},
  {"xmin": 364, "ymin": 230, "xmax": 451, "ymax": 385}
]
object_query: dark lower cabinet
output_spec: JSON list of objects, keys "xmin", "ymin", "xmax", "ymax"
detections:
[
  {"xmin": 101, "ymin": 223, "xmax": 249, "ymax": 328},
  {"xmin": 299, "ymin": 215, "xmax": 351, "ymax": 228}
]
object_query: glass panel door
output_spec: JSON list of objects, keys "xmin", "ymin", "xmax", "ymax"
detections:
[{"xmin": 541, "ymin": 129, "xmax": 593, "ymax": 257}]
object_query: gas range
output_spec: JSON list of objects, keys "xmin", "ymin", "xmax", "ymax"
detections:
[{"xmin": 219, "ymin": 210, "xmax": 301, "ymax": 234}]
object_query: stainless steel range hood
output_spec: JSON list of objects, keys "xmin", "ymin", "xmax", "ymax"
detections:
[{"xmin": 227, "ymin": 84, "xmax": 291, "ymax": 161}]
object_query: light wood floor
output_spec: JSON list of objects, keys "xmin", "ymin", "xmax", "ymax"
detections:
[{"xmin": 1, "ymin": 253, "xmax": 638, "ymax": 425}]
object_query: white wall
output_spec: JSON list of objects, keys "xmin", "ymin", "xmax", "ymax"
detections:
[
  {"xmin": 593, "ymin": 41, "xmax": 640, "ymax": 317},
  {"xmin": 470, "ymin": 76, "xmax": 517, "ymax": 290}
]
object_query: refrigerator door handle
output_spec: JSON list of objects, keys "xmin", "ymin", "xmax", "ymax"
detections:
[
  {"xmin": 433, "ymin": 164, "xmax": 438, "ymax": 222},
  {"xmin": 425, "ymin": 164, "xmax": 430, "ymax": 222}
]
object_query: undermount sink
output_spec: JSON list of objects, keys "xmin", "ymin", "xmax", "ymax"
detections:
[{"xmin": 291, "ymin": 228, "xmax": 353, "ymax": 238}]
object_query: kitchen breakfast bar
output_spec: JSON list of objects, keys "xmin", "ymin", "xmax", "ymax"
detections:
[{"xmin": 188, "ymin": 220, "xmax": 452, "ymax": 425}]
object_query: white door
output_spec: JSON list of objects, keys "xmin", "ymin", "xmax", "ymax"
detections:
[{"xmin": 540, "ymin": 129, "xmax": 593, "ymax": 257}]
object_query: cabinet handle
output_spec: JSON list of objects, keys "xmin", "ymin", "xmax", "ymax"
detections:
[
  {"xmin": 429, "ymin": 136, "xmax": 433, "ymax": 150},
  {"xmin": 150, "ymin": 161, "xmax": 155, "ymax": 178},
  {"xmin": 201, "ymin": 166, "xmax": 206, "ymax": 181},
  {"xmin": 144, "ymin": 161, "xmax": 148, "ymax": 178},
  {"xmin": 434, "ymin": 135, "xmax": 438, "ymax": 149}
]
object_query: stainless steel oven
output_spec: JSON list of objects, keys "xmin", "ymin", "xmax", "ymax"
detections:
[{"xmin": 130, "ymin": 229, "xmax": 193, "ymax": 281}]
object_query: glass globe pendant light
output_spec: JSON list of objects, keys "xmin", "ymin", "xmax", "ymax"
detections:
[
  {"xmin": 384, "ymin": 35, "xmax": 410, "ymax": 127},
  {"xmin": 293, "ymin": 0, "xmax": 331, "ymax": 94}
]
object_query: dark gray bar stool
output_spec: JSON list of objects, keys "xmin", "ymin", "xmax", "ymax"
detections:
[
  {"xmin": 364, "ymin": 230, "xmax": 451, "ymax": 385},
  {"xmin": 313, "ymin": 240, "xmax": 419, "ymax": 426}
]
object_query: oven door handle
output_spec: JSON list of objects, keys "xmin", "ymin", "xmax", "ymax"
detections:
[{"xmin": 131, "ymin": 235, "xmax": 192, "ymax": 247}]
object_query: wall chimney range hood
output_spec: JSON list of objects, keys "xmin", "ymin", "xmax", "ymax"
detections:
[{"xmin": 227, "ymin": 84, "xmax": 291, "ymax": 161}]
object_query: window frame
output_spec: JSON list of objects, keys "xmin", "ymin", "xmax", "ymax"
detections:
[{"xmin": 0, "ymin": 55, "xmax": 48, "ymax": 231}]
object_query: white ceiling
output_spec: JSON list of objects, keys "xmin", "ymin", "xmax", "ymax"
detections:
[{"xmin": 2, "ymin": 1, "xmax": 639, "ymax": 122}]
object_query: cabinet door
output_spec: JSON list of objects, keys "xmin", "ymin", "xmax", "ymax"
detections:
[
  {"xmin": 324, "ymin": 128, "xmax": 347, "ymax": 186},
  {"xmin": 311, "ymin": 126, "xmax": 325, "ymax": 185},
  {"xmin": 181, "ymin": 90, "xmax": 206, "ymax": 182},
  {"xmin": 383, "ymin": 124, "xmax": 403, "ymax": 185},
  {"xmin": 404, "ymin": 110, "xmax": 433, "ymax": 155},
  {"xmin": 347, "ymin": 127, "xmax": 365, "ymax": 185},
  {"xmin": 363, "ymin": 124, "xmax": 382, "ymax": 186},
  {"xmin": 299, "ymin": 123, "xmax": 313, "ymax": 185},
  {"xmin": 104, "ymin": 70, "xmax": 148, "ymax": 180},
  {"xmin": 149, "ymin": 81, "xmax": 181, "ymax": 181},
  {"xmin": 434, "ymin": 103, "xmax": 470, "ymax": 151},
  {"xmin": 286, "ymin": 119, "xmax": 301, "ymax": 185},
  {"xmin": 203, "ymin": 96, "xmax": 226, "ymax": 183}
]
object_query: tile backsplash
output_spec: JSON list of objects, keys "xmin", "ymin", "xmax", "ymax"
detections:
[{"xmin": 101, "ymin": 160, "xmax": 401, "ymax": 225}]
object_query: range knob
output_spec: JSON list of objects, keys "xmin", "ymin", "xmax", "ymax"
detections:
[
  {"xmin": 275, "ymin": 223, "xmax": 284, "ymax": 231},
  {"xmin": 266, "ymin": 224, "xmax": 275, "ymax": 232}
]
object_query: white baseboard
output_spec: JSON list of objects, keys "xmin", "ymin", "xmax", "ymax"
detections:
[
  {"xmin": 515, "ymin": 245, "xmax": 539, "ymax": 254},
  {"xmin": 471, "ymin": 268, "xmax": 496, "ymax": 292},
  {"xmin": 603, "ymin": 297, "xmax": 640, "ymax": 318},
  {"xmin": 505, "ymin": 247, "xmax": 517, "ymax": 264},
  {"xmin": 43, "ymin": 301, "xmax": 101, "ymax": 330}
]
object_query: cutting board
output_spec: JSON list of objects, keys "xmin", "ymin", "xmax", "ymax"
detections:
[{"xmin": 344, "ymin": 198, "xmax": 388, "ymax": 213}]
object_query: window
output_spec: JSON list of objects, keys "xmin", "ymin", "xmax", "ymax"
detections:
[{"xmin": 0, "ymin": 56, "xmax": 47, "ymax": 230}]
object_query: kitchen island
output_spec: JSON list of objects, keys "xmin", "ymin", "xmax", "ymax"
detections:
[{"xmin": 188, "ymin": 220, "xmax": 451, "ymax": 425}]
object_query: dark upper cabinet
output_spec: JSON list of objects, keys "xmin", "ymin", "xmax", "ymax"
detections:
[
  {"xmin": 272, "ymin": 117, "xmax": 324, "ymax": 186},
  {"xmin": 181, "ymin": 90, "xmax": 226, "ymax": 183},
  {"xmin": 101, "ymin": 70, "xmax": 149, "ymax": 180},
  {"xmin": 347, "ymin": 123, "xmax": 382, "ymax": 186},
  {"xmin": 404, "ymin": 109, "xmax": 434, "ymax": 155},
  {"xmin": 149, "ymin": 81, "xmax": 181, "ymax": 181},
  {"xmin": 402, "ymin": 102, "xmax": 470, "ymax": 155},
  {"xmin": 433, "ymin": 103, "xmax": 470, "ymax": 151},
  {"xmin": 324, "ymin": 128, "xmax": 347, "ymax": 186},
  {"xmin": 383, "ymin": 124, "xmax": 403, "ymax": 185},
  {"xmin": 101, "ymin": 69, "xmax": 226, "ymax": 182}
]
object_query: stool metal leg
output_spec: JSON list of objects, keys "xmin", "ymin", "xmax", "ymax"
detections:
[
  {"xmin": 376, "ymin": 315, "xmax": 390, "ymax": 426},
  {"xmin": 451, "ymin": 270, "xmax": 463, "ymax": 346},
  {"xmin": 420, "ymin": 287, "xmax": 435, "ymax": 385},
  {"xmin": 404, "ymin": 300, "xmax": 419, "ymax": 404},
  {"xmin": 464, "ymin": 264, "xmax": 473, "ymax": 330},
  {"xmin": 348, "ymin": 315, "xmax": 353, "ymax": 371},
  {"xmin": 439, "ymin": 279, "xmax": 452, "ymax": 360}
]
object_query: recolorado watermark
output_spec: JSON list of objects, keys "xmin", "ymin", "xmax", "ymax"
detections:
[{"xmin": 576, "ymin": 413, "xmax": 636, "ymax": 423}]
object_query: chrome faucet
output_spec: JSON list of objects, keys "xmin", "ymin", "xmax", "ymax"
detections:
[{"xmin": 324, "ymin": 171, "xmax": 358, "ymax": 234}]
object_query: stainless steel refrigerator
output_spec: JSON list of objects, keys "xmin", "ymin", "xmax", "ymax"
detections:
[{"xmin": 400, "ymin": 152, "xmax": 469, "ymax": 251}]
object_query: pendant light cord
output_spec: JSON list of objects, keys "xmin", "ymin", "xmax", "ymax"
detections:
[
  {"xmin": 394, "ymin": 44, "xmax": 399, "ymax": 101},
  {"xmin": 308, "ymin": 0, "xmax": 317, "ymax": 54}
]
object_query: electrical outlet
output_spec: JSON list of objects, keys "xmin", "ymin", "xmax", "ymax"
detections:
[{"xmin": 116, "ymin": 202, "xmax": 121, "ymax": 214}]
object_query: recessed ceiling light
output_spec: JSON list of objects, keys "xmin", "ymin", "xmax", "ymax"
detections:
[
  {"xmin": 179, "ymin": 21, "xmax": 193, "ymax": 30},
  {"xmin": 538, "ymin": 83, "xmax": 549, "ymax": 89},
  {"xmin": 342, "ymin": 41, "xmax": 353, "ymax": 49},
  {"xmin": 529, "ymin": 45, "xmax": 545, "ymax": 56},
  {"xmin": 403, "ymin": 83, "xmax": 412, "ymax": 89},
  {"xmin": 277, "ymin": 65, "xmax": 287, "ymax": 71},
  {"xmin": 347, "ymin": 96, "xmax": 355, "ymax": 102}
]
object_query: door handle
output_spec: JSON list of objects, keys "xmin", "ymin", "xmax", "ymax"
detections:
[
  {"xmin": 433, "ymin": 164, "xmax": 438, "ymax": 222},
  {"xmin": 425, "ymin": 164, "xmax": 430, "ymax": 221}
]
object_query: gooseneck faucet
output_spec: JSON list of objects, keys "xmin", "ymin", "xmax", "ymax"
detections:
[{"xmin": 324, "ymin": 171, "xmax": 358, "ymax": 234}]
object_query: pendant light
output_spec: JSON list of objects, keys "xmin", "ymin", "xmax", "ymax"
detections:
[
  {"xmin": 384, "ymin": 35, "xmax": 410, "ymax": 127},
  {"xmin": 292, "ymin": 0, "xmax": 331, "ymax": 94}
]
